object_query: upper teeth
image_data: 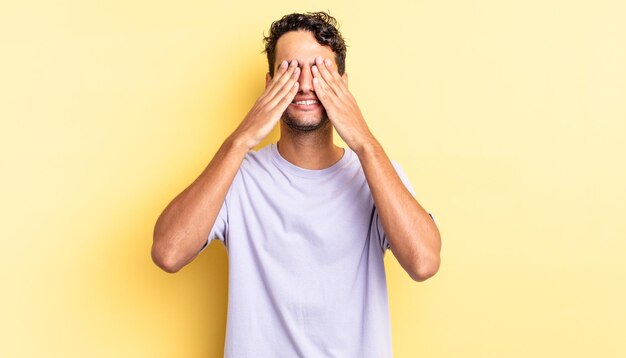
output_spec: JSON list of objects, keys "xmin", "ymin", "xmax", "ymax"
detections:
[{"xmin": 294, "ymin": 100, "xmax": 318, "ymax": 105}]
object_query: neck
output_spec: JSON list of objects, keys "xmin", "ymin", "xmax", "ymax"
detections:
[{"xmin": 277, "ymin": 119, "xmax": 345, "ymax": 170}]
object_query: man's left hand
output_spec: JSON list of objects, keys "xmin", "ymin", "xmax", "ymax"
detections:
[{"xmin": 311, "ymin": 56, "xmax": 375, "ymax": 153}]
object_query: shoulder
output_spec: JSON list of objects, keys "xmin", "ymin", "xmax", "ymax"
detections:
[
  {"xmin": 221, "ymin": 145, "xmax": 274, "ymax": 202},
  {"xmin": 238, "ymin": 145, "xmax": 273, "ymax": 175},
  {"xmin": 243, "ymin": 144, "xmax": 270, "ymax": 162}
]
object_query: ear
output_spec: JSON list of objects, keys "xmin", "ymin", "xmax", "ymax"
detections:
[
  {"xmin": 342, "ymin": 72, "xmax": 349, "ymax": 88},
  {"xmin": 265, "ymin": 72, "xmax": 272, "ymax": 88}
]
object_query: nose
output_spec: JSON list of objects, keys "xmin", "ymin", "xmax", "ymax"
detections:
[{"xmin": 297, "ymin": 64, "xmax": 314, "ymax": 93}]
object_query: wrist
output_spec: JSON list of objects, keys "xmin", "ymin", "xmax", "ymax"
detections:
[
  {"xmin": 351, "ymin": 134, "xmax": 380, "ymax": 157},
  {"xmin": 226, "ymin": 132, "xmax": 255, "ymax": 154},
  {"xmin": 228, "ymin": 129, "xmax": 258, "ymax": 151}
]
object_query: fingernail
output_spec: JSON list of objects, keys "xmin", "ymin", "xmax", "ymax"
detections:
[
  {"xmin": 316, "ymin": 56, "xmax": 323, "ymax": 64},
  {"xmin": 290, "ymin": 59, "xmax": 297, "ymax": 66},
  {"xmin": 312, "ymin": 65, "xmax": 318, "ymax": 72},
  {"xmin": 325, "ymin": 58, "xmax": 331, "ymax": 66},
  {"xmin": 280, "ymin": 60, "xmax": 287, "ymax": 68}
]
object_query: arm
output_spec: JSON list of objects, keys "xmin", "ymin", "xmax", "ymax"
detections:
[
  {"xmin": 151, "ymin": 59, "xmax": 301, "ymax": 273},
  {"xmin": 311, "ymin": 56, "xmax": 441, "ymax": 282},
  {"xmin": 356, "ymin": 140, "xmax": 441, "ymax": 282}
]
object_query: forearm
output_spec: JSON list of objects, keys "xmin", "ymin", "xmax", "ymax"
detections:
[
  {"xmin": 355, "ymin": 138, "xmax": 441, "ymax": 281},
  {"xmin": 308, "ymin": 55, "xmax": 441, "ymax": 280},
  {"xmin": 151, "ymin": 134, "xmax": 249, "ymax": 272},
  {"xmin": 151, "ymin": 60, "xmax": 300, "ymax": 273}
]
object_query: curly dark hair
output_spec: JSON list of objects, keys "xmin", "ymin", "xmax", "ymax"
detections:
[{"xmin": 262, "ymin": 11, "xmax": 347, "ymax": 77}]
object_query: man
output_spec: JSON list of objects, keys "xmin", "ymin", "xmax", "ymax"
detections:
[{"xmin": 152, "ymin": 12, "xmax": 441, "ymax": 357}]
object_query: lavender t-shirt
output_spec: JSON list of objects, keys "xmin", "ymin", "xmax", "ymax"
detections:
[{"xmin": 200, "ymin": 142, "xmax": 432, "ymax": 357}]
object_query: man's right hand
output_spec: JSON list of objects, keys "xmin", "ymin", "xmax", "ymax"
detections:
[
  {"xmin": 232, "ymin": 59, "xmax": 300, "ymax": 150},
  {"xmin": 152, "ymin": 59, "xmax": 300, "ymax": 273}
]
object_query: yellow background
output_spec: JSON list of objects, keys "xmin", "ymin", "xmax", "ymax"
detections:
[{"xmin": 2, "ymin": 0, "xmax": 625, "ymax": 357}]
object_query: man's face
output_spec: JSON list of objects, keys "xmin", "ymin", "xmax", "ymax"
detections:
[{"xmin": 267, "ymin": 30, "xmax": 345, "ymax": 132}]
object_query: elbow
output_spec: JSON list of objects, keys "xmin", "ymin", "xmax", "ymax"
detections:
[
  {"xmin": 152, "ymin": 220, "xmax": 192, "ymax": 273},
  {"xmin": 151, "ymin": 232, "xmax": 187, "ymax": 273},
  {"xmin": 410, "ymin": 228, "xmax": 442, "ymax": 282},
  {"xmin": 151, "ymin": 246, "xmax": 183, "ymax": 273},
  {"xmin": 410, "ymin": 254, "xmax": 441, "ymax": 282}
]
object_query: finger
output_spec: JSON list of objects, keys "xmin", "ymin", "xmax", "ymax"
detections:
[
  {"xmin": 263, "ymin": 59, "xmax": 299, "ymax": 103},
  {"xmin": 322, "ymin": 57, "xmax": 346, "ymax": 84},
  {"xmin": 263, "ymin": 60, "xmax": 288, "ymax": 92},
  {"xmin": 268, "ymin": 66, "xmax": 300, "ymax": 109},
  {"xmin": 256, "ymin": 60, "xmax": 288, "ymax": 104},
  {"xmin": 274, "ymin": 81, "xmax": 299, "ymax": 112},
  {"xmin": 311, "ymin": 65, "xmax": 327, "ymax": 90},
  {"xmin": 312, "ymin": 63, "xmax": 343, "ymax": 99},
  {"xmin": 314, "ymin": 56, "xmax": 346, "ymax": 96},
  {"xmin": 324, "ymin": 57, "xmax": 350, "ymax": 96},
  {"xmin": 312, "ymin": 65, "xmax": 340, "ymax": 103},
  {"xmin": 312, "ymin": 75, "xmax": 337, "ymax": 108}
]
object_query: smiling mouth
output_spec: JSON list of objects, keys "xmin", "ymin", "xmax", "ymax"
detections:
[{"xmin": 291, "ymin": 99, "xmax": 320, "ymax": 105}]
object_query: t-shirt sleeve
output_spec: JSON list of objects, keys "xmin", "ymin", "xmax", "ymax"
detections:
[
  {"xmin": 197, "ymin": 159, "xmax": 247, "ymax": 254},
  {"xmin": 376, "ymin": 161, "xmax": 437, "ymax": 252},
  {"xmin": 197, "ymin": 199, "xmax": 228, "ymax": 254}
]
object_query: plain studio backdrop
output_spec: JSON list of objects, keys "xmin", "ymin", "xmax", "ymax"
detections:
[{"xmin": 1, "ymin": 0, "xmax": 625, "ymax": 357}]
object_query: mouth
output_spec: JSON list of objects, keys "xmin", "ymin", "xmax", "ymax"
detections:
[{"xmin": 290, "ymin": 98, "xmax": 322, "ymax": 110}]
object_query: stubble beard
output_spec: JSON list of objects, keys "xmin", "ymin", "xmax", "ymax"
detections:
[{"xmin": 281, "ymin": 108, "xmax": 330, "ymax": 132}]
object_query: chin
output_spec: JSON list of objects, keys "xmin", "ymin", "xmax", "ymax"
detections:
[{"xmin": 282, "ymin": 113, "xmax": 329, "ymax": 132}]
